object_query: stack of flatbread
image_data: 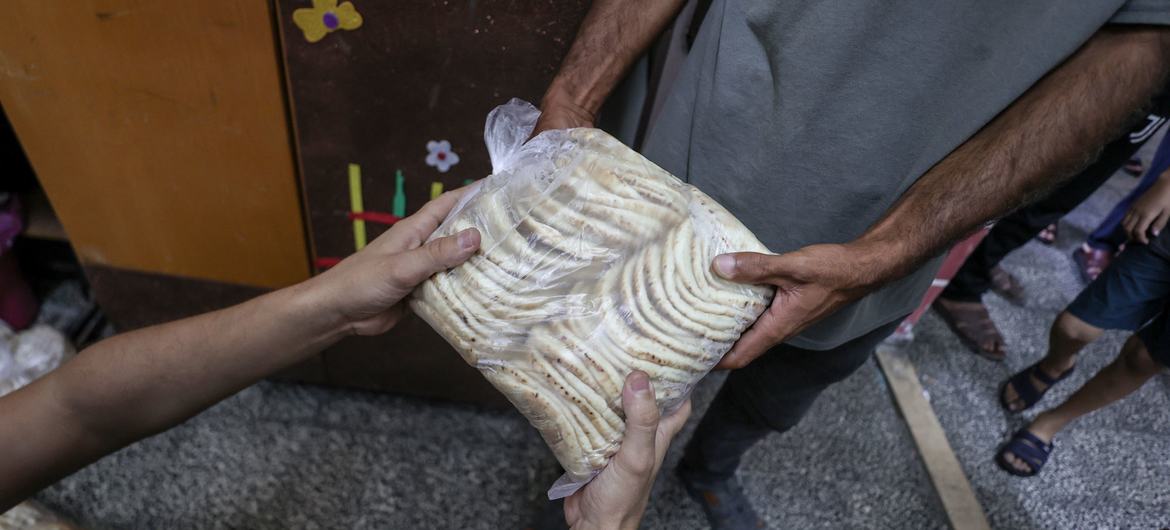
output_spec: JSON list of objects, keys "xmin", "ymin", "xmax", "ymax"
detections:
[{"xmin": 411, "ymin": 128, "xmax": 773, "ymax": 489}]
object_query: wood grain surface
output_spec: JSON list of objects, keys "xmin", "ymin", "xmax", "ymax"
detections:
[{"xmin": 0, "ymin": 0, "xmax": 308, "ymax": 288}]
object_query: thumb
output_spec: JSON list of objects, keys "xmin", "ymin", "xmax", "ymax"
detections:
[
  {"xmin": 388, "ymin": 228, "xmax": 480, "ymax": 290},
  {"xmin": 713, "ymin": 252, "xmax": 785, "ymax": 283},
  {"xmin": 615, "ymin": 371, "xmax": 659, "ymax": 474}
]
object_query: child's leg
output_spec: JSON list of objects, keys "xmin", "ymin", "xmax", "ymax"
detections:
[
  {"xmin": 1029, "ymin": 334, "xmax": 1163, "ymax": 442},
  {"xmin": 1001, "ymin": 311, "xmax": 1101, "ymax": 409},
  {"xmin": 999, "ymin": 240, "xmax": 1170, "ymax": 474},
  {"xmin": 1007, "ymin": 240, "xmax": 1170, "ymax": 410},
  {"xmin": 1001, "ymin": 333, "xmax": 1163, "ymax": 474},
  {"xmin": 1041, "ymin": 311, "xmax": 1102, "ymax": 373}
]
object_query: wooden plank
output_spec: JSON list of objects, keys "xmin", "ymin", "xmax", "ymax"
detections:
[
  {"xmin": 875, "ymin": 348, "xmax": 991, "ymax": 530},
  {"xmin": 0, "ymin": 0, "xmax": 308, "ymax": 288}
]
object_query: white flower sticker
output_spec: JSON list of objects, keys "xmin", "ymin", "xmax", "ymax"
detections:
[{"xmin": 425, "ymin": 140, "xmax": 460, "ymax": 173}]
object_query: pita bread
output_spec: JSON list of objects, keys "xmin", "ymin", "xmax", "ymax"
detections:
[{"xmin": 410, "ymin": 128, "xmax": 773, "ymax": 484}]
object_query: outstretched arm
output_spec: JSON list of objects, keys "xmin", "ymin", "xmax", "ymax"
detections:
[
  {"xmin": 534, "ymin": 0, "xmax": 685, "ymax": 133},
  {"xmin": 716, "ymin": 25, "xmax": 1170, "ymax": 368},
  {"xmin": 0, "ymin": 190, "xmax": 481, "ymax": 510}
]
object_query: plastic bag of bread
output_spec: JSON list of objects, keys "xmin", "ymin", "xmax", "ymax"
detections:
[{"xmin": 411, "ymin": 99, "xmax": 774, "ymax": 498}]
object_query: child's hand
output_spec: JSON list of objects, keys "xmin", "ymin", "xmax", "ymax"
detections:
[
  {"xmin": 1123, "ymin": 174, "xmax": 1170, "ymax": 244},
  {"xmin": 563, "ymin": 372, "xmax": 691, "ymax": 530},
  {"xmin": 304, "ymin": 188, "xmax": 480, "ymax": 336}
]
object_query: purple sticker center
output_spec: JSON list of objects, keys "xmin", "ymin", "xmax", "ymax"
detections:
[
  {"xmin": 322, "ymin": 12, "xmax": 339, "ymax": 29},
  {"xmin": 437, "ymin": 152, "xmax": 447, "ymax": 161}
]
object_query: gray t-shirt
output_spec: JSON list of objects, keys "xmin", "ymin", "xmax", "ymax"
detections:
[{"xmin": 633, "ymin": 0, "xmax": 1170, "ymax": 350}]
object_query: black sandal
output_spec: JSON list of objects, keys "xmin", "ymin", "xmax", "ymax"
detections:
[
  {"xmin": 1000, "ymin": 362, "xmax": 1074, "ymax": 412},
  {"xmin": 996, "ymin": 429, "xmax": 1054, "ymax": 477}
]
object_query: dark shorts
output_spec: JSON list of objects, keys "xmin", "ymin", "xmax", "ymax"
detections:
[{"xmin": 1066, "ymin": 243, "xmax": 1170, "ymax": 366}]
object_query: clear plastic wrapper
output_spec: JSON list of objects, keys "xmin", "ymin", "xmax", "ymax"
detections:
[{"xmin": 411, "ymin": 99, "xmax": 774, "ymax": 498}]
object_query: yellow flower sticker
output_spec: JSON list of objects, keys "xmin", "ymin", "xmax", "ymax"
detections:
[{"xmin": 293, "ymin": 0, "xmax": 362, "ymax": 43}]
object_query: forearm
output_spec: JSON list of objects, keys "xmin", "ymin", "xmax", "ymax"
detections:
[
  {"xmin": 57, "ymin": 282, "xmax": 343, "ymax": 436},
  {"xmin": 0, "ymin": 280, "xmax": 345, "ymax": 507},
  {"xmin": 856, "ymin": 26, "xmax": 1170, "ymax": 283},
  {"xmin": 542, "ymin": 0, "xmax": 685, "ymax": 119}
]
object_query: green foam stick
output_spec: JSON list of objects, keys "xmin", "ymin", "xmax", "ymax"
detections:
[{"xmin": 393, "ymin": 169, "xmax": 406, "ymax": 217}]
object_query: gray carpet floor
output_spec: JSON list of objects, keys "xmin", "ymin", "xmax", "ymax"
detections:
[
  {"xmin": 29, "ymin": 142, "xmax": 1170, "ymax": 529},
  {"xmin": 33, "ymin": 358, "xmax": 940, "ymax": 529},
  {"xmin": 903, "ymin": 166, "xmax": 1170, "ymax": 529}
]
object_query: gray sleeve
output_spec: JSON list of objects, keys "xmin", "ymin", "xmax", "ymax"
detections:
[{"xmin": 1110, "ymin": 0, "xmax": 1170, "ymax": 25}]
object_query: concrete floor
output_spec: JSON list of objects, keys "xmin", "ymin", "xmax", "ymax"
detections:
[{"xmin": 29, "ymin": 147, "xmax": 1170, "ymax": 528}]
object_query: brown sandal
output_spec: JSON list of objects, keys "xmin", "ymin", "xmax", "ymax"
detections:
[
  {"xmin": 1035, "ymin": 223, "xmax": 1058, "ymax": 245},
  {"xmin": 932, "ymin": 297, "xmax": 1006, "ymax": 361},
  {"xmin": 990, "ymin": 266, "xmax": 1026, "ymax": 306}
]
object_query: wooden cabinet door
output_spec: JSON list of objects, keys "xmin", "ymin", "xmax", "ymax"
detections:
[{"xmin": 0, "ymin": 0, "xmax": 308, "ymax": 289}]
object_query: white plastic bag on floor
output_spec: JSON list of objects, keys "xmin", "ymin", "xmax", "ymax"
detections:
[
  {"xmin": 0, "ymin": 324, "xmax": 17, "ymax": 396},
  {"xmin": 411, "ymin": 99, "xmax": 774, "ymax": 498},
  {"xmin": 0, "ymin": 499, "xmax": 81, "ymax": 530},
  {"xmin": 0, "ymin": 324, "xmax": 74, "ymax": 398}
]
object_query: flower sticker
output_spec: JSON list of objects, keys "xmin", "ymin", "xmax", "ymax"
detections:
[
  {"xmin": 426, "ymin": 140, "xmax": 460, "ymax": 173},
  {"xmin": 293, "ymin": 0, "xmax": 362, "ymax": 43}
]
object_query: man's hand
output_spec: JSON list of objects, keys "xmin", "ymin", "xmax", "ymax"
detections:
[
  {"xmin": 1123, "ymin": 173, "xmax": 1170, "ymax": 244},
  {"xmin": 711, "ymin": 244, "xmax": 882, "ymax": 369},
  {"xmin": 304, "ymin": 187, "xmax": 480, "ymax": 336},
  {"xmin": 563, "ymin": 371, "xmax": 691, "ymax": 530},
  {"xmin": 532, "ymin": 95, "xmax": 595, "ymax": 138}
]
